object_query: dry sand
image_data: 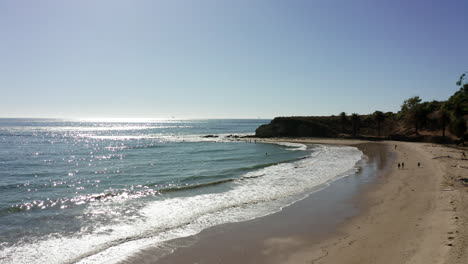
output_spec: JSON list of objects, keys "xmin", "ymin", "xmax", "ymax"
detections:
[
  {"xmin": 260, "ymin": 138, "xmax": 468, "ymax": 264},
  {"xmin": 122, "ymin": 139, "xmax": 468, "ymax": 264}
]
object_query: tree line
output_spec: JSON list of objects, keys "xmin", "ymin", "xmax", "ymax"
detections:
[{"xmin": 338, "ymin": 73, "xmax": 467, "ymax": 144}]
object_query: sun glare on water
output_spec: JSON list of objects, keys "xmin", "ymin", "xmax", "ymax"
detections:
[{"xmin": 76, "ymin": 117, "xmax": 175, "ymax": 123}]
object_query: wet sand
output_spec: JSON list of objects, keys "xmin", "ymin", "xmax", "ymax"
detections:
[
  {"xmin": 119, "ymin": 142, "xmax": 390, "ymax": 263},
  {"xmin": 119, "ymin": 139, "xmax": 468, "ymax": 264}
]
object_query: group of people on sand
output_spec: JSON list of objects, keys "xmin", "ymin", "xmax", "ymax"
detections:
[
  {"xmin": 397, "ymin": 161, "xmax": 421, "ymax": 169},
  {"xmin": 397, "ymin": 162, "xmax": 404, "ymax": 169},
  {"xmin": 395, "ymin": 144, "xmax": 422, "ymax": 169}
]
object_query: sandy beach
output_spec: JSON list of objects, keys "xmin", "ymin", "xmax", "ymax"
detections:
[
  {"xmin": 274, "ymin": 139, "xmax": 468, "ymax": 264},
  {"xmin": 122, "ymin": 139, "xmax": 468, "ymax": 264}
]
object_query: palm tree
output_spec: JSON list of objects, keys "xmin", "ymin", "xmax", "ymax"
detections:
[
  {"xmin": 373, "ymin": 111, "xmax": 385, "ymax": 137},
  {"xmin": 351, "ymin": 113, "xmax": 360, "ymax": 136},
  {"xmin": 339, "ymin": 112, "xmax": 347, "ymax": 133}
]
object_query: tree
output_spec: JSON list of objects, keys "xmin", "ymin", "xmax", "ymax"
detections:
[
  {"xmin": 439, "ymin": 108, "xmax": 450, "ymax": 137},
  {"xmin": 452, "ymin": 102, "xmax": 464, "ymax": 119},
  {"xmin": 456, "ymin": 72, "xmax": 467, "ymax": 87},
  {"xmin": 400, "ymin": 96, "xmax": 426, "ymax": 134},
  {"xmin": 448, "ymin": 73, "xmax": 468, "ymax": 115},
  {"xmin": 450, "ymin": 73, "xmax": 468, "ymax": 144},
  {"xmin": 414, "ymin": 106, "xmax": 429, "ymax": 135},
  {"xmin": 373, "ymin": 111, "xmax": 385, "ymax": 136},
  {"xmin": 401, "ymin": 96, "xmax": 422, "ymax": 113},
  {"xmin": 450, "ymin": 118, "xmax": 467, "ymax": 145},
  {"xmin": 351, "ymin": 113, "xmax": 360, "ymax": 136},
  {"xmin": 339, "ymin": 112, "xmax": 347, "ymax": 133}
]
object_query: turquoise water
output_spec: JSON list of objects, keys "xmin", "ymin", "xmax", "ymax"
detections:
[{"xmin": 0, "ymin": 119, "xmax": 362, "ymax": 264}]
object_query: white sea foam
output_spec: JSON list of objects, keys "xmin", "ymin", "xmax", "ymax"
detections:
[
  {"xmin": 154, "ymin": 133, "xmax": 254, "ymax": 143},
  {"xmin": 0, "ymin": 145, "xmax": 362, "ymax": 264},
  {"xmin": 271, "ymin": 141, "xmax": 308, "ymax": 151}
]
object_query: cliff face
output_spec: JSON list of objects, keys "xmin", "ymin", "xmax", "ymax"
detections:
[
  {"xmin": 254, "ymin": 116, "xmax": 461, "ymax": 144},
  {"xmin": 255, "ymin": 117, "xmax": 337, "ymax": 138},
  {"xmin": 254, "ymin": 84, "xmax": 467, "ymax": 142}
]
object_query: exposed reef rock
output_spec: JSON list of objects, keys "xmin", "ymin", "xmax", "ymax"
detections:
[{"xmin": 202, "ymin": 135, "xmax": 219, "ymax": 138}]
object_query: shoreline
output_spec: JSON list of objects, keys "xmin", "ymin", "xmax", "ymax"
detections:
[
  {"xmin": 118, "ymin": 140, "xmax": 388, "ymax": 263},
  {"xmin": 119, "ymin": 138, "xmax": 468, "ymax": 264},
  {"xmin": 255, "ymin": 139, "xmax": 467, "ymax": 264}
]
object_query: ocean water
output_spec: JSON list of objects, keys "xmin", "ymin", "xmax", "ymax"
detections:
[{"xmin": 0, "ymin": 118, "xmax": 363, "ymax": 264}]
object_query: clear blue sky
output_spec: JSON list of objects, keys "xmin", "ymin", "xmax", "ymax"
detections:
[{"xmin": 1, "ymin": 0, "xmax": 467, "ymax": 119}]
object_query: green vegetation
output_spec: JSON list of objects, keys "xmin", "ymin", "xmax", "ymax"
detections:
[
  {"xmin": 351, "ymin": 113, "xmax": 360, "ymax": 136},
  {"xmin": 339, "ymin": 112, "xmax": 347, "ymax": 132},
  {"xmin": 439, "ymin": 108, "xmax": 450, "ymax": 137},
  {"xmin": 373, "ymin": 111, "xmax": 385, "ymax": 136},
  {"xmin": 256, "ymin": 73, "xmax": 467, "ymax": 144},
  {"xmin": 348, "ymin": 73, "xmax": 467, "ymax": 143}
]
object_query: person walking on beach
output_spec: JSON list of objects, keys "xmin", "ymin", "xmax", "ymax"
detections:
[
  {"xmin": 402, "ymin": 162, "xmax": 405, "ymax": 169},
  {"xmin": 417, "ymin": 162, "xmax": 421, "ymax": 167},
  {"xmin": 398, "ymin": 163, "xmax": 401, "ymax": 169}
]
